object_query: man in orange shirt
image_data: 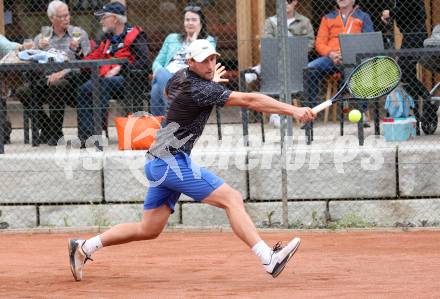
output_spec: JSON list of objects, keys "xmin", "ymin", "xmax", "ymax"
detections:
[{"xmin": 303, "ymin": 0, "xmax": 374, "ymax": 126}]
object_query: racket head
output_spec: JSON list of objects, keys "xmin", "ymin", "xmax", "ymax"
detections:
[{"xmin": 347, "ymin": 56, "xmax": 401, "ymax": 99}]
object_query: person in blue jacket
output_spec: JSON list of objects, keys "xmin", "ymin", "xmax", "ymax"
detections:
[{"xmin": 150, "ymin": 4, "xmax": 216, "ymax": 115}]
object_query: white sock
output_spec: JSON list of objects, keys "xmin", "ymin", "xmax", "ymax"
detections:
[
  {"xmin": 81, "ymin": 236, "xmax": 103, "ymax": 256},
  {"xmin": 252, "ymin": 240, "xmax": 272, "ymax": 265}
]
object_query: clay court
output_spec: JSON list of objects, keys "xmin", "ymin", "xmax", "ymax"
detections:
[{"xmin": 1, "ymin": 229, "xmax": 439, "ymax": 298}]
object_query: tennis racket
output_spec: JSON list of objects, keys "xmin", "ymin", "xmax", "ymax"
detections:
[{"xmin": 312, "ymin": 56, "xmax": 401, "ymax": 114}]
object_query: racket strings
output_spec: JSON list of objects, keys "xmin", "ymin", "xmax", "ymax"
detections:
[{"xmin": 348, "ymin": 57, "xmax": 400, "ymax": 99}]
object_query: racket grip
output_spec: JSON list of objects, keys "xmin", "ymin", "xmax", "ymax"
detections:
[{"xmin": 312, "ymin": 100, "xmax": 333, "ymax": 114}]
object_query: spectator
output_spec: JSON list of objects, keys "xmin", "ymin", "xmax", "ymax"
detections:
[
  {"xmin": 0, "ymin": 35, "xmax": 33, "ymax": 57},
  {"xmin": 0, "ymin": 35, "xmax": 20, "ymax": 57},
  {"xmin": 15, "ymin": 0, "xmax": 90, "ymax": 145},
  {"xmin": 150, "ymin": 4, "xmax": 216, "ymax": 116},
  {"xmin": 303, "ymin": 0, "xmax": 374, "ymax": 127},
  {"xmin": 77, "ymin": 2, "xmax": 149, "ymax": 146},
  {"xmin": 0, "ymin": 35, "xmax": 33, "ymax": 144},
  {"xmin": 382, "ymin": 1, "xmax": 429, "ymax": 133},
  {"xmin": 258, "ymin": 0, "xmax": 315, "ymax": 127},
  {"xmin": 92, "ymin": 0, "xmax": 127, "ymax": 43},
  {"xmin": 263, "ymin": 0, "xmax": 314, "ymax": 49}
]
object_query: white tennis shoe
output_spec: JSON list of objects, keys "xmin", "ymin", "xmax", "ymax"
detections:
[
  {"xmin": 264, "ymin": 237, "xmax": 301, "ymax": 278},
  {"xmin": 68, "ymin": 239, "xmax": 92, "ymax": 281}
]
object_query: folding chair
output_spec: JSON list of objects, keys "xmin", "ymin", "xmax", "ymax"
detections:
[
  {"xmin": 339, "ymin": 32, "xmax": 385, "ymax": 142},
  {"xmin": 240, "ymin": 37, "xmax": 308, "ymax": 145}
]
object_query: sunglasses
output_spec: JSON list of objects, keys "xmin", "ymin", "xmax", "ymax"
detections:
[{"xmin": 184, "ymin": 5, "xmax": 202, "ymax": 12}]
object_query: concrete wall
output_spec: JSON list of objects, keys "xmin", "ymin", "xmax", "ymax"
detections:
[
  {"xmin": 248, "ymin": 147, "xmax": 396, "ymax": 200},
  {"xmin": 1, "ymin": 145, "xmax": 440, "ymax": 229},
  {"xmin": 398, "ymin": 144, "xmax": 440, "ymax": 197},
  {"xmin": 0, "ymin": 152, "xmax": 103, "ymax": 203}
]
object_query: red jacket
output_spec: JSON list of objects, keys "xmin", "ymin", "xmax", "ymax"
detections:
[
  {"xmin": 84, "ymin": 26, "xmax": 142, "ymax": 76},
  {"xmin": 315, "ymin": 7, "xmax": 374, "ymax": 57}
]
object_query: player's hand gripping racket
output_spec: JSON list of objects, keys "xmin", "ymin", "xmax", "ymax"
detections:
[{"xmin": 312, "ymin": 56, "xmax": 401, "ymax": 114}]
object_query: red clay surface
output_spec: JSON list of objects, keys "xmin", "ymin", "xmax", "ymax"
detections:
[{"xmin": 1, "ymin": 230, "xmax": 439, "ymax": 298}]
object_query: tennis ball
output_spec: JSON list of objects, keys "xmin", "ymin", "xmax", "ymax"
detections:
[{"xmin": 348, "ymin": 109, "xmax": 362, "ymax": 123}]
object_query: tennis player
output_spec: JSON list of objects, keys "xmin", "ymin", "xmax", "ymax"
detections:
[{"xmin": 68, "ymin": 39, "xmax": 315, "ymax": 281}]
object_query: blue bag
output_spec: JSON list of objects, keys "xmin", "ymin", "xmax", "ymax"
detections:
[{"xmin": 384, "ymin": 84, "xmax": 415, "ymax": 118}]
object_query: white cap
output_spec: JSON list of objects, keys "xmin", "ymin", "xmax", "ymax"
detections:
[{"xmin": 187, "ymin": 39, "xmax": 220, "ymax": 62}]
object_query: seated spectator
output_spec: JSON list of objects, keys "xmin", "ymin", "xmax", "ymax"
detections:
[
  {"xmin": 246, "ymin": 0, "xmax": 314, "ymax": 127},
  {"xmin": 303, "ymin": 0, "xmax": 373, "ymax": 127},
  {"xmin": 263, "ymin": 0, "xmax": 314, "ymax": 48},
  {"xmin": 0, "ymin": 35, "xmax": 33, "ymax": 144},
  {"xmin": 150, "ymin": 4, "xmax": 216, "ymax": 116},
  {"xmin": 15, "ymin": 0, "xmax": 90, "ymax": 145},
  {"xmin": 77, "ymin": 2, "xmax": 149, "ymax": 146},
  {"xmin": 92, "ymin": 0, "xmax": 127, "ymax": 44},
  {"xmin": 0, "ymin": 35, "xmax": 33, "ymax": 57}
]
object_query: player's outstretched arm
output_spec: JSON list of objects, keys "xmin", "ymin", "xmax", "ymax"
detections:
[{"xmin": 225, "ymin": 91, "xmax": 315, "ymax": 123}]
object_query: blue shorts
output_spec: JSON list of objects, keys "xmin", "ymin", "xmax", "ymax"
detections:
[{"xmin": 143, "ymin": 152, "xmax": 224, "ymax": 213}]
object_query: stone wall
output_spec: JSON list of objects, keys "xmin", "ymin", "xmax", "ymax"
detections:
[{"xmin": 1, "ymin": 144, "xmax": 440, "ymax": 229}]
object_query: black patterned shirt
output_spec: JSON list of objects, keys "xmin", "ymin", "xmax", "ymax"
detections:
[{"xmin": 149, "ymin": 68, "xmax": 231, "ymax": 156}]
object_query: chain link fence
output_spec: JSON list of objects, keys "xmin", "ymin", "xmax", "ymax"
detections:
[{"xmin": 1, "ymin": 0, "xmax": 440, "ymax": 230}]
